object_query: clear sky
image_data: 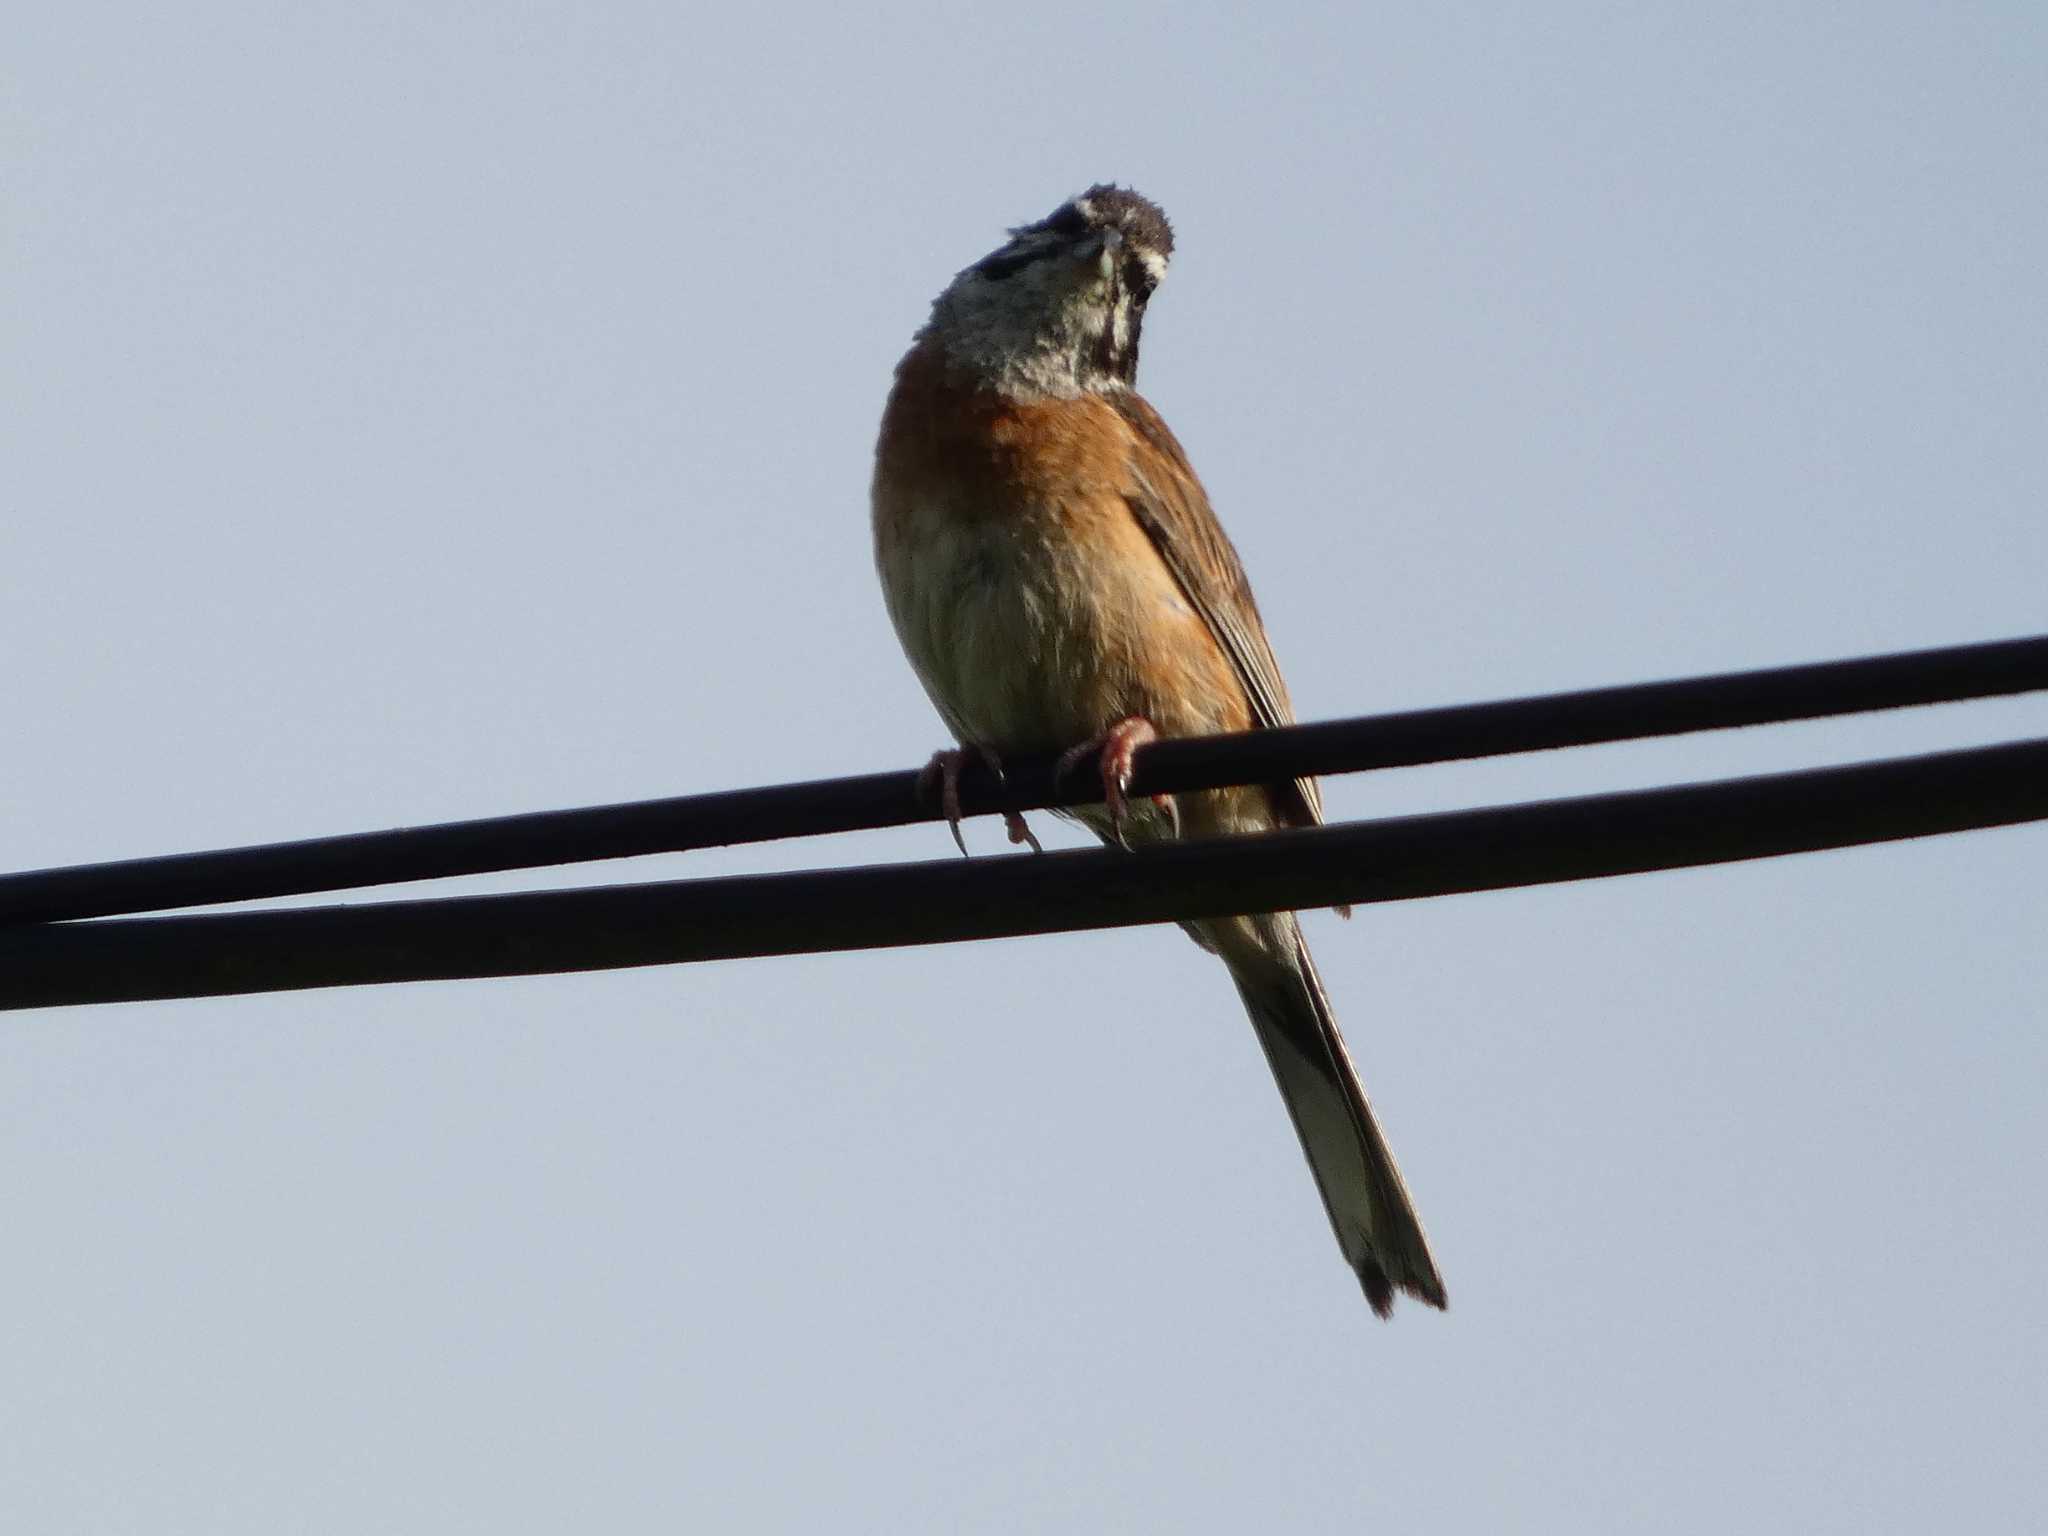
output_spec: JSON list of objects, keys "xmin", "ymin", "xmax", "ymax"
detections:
[{"xmin": 5, "ymin": 4, "xmax": 2045, "ymax": 1531}]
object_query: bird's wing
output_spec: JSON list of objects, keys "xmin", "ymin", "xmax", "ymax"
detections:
[{"xmin": 1107, "ymin": 389, "xmax": 1325, "ymax": 828}]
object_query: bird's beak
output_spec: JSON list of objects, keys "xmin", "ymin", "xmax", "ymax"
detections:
[{"xmin": 1081, "ymin": 226, "xmax": 1124, "ymax": 274}]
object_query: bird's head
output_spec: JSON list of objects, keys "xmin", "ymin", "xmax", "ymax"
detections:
[{"xmin": 924, "ymin": 184, "xmax": 1175, "ymax": 399}]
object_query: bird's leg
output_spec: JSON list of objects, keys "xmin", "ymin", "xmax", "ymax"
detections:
[
  {"xmin": 919, "ymin": 745, "xmax": 1042, "ymax": 856},
  {"xmin": 1057, "ymin": 715, "xmax": 1171, "ymax": 849}
]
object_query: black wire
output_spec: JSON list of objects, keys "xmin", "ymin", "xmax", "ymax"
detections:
[
  {"xmin": 5, "ymin": 735, "xmax": 2043, "ymax": 1011},
  {"xmin": 3, "ymin": 632, "xmax": 2045, "ymax": 927}
]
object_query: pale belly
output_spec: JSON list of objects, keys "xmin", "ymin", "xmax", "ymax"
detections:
[{"xmin": 876, "ymin": 495, "xmax": 1208, "ymax": 757}]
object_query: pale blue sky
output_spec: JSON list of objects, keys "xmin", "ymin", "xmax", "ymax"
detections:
[{"xmin": 5, "ymin": 4, "xmax": 2045, "ymax": 1531}]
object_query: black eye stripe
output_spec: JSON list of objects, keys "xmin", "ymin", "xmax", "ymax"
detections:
[
  {"xmin": 1045, "ymin": 203, "xmax": 1090, "ymax": 236},
  {"xmin": 970, "ymin": 211, "xmax": 1165, "ymax": 292}
]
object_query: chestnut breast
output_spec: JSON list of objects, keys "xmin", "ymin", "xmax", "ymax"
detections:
[{"xmin": 873, "ymin": 343, "xmax": 1254, "ymax": 757}]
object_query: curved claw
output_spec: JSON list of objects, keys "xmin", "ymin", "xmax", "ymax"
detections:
[
  {"xmin": 1057, "ymin": 716, "xmax": 1165, "ymax": 849},
  {"xmin": 919, "ymin": 749, "xmax": 973, "ymax": 857},
  {"xmin": 1003, "ymin": 811, "xmax": 1044, "ymax": 854},
  {"xmin": 919, "ymin": 745, "xmax": 1044, "ymax": 856}
]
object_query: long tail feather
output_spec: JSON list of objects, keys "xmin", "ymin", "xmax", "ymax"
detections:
[{"xmin": 1224, "ymin": 919, "xmax": 1446, "ymax": 1316}]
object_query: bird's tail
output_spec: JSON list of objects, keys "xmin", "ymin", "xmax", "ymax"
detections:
[{"xmin": 1223, "ymin": 918, "xmax": 1446, "ymax": 1316}]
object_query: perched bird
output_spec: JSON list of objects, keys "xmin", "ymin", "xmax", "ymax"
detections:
[{"xmin": 871, "ymin": 185, "xmax": 1445, "ymax": 1315}]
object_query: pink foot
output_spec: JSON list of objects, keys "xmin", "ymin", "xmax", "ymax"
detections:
[
  {"xmin": 1057, "ymin": 716, "xmax": 1175, "ymax": 847},
  {"xmin": 1002, "ymin": 809, "xmax": 1044, "ymax": 852},
  {"xmin": 919, "ymin": 746, "xmax": 1043, "ymax": 857}
]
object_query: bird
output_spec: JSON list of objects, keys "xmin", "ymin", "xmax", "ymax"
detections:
[{"xmin": 870, "ymin": 185, "xmax": 1445, "ymax": 1316}]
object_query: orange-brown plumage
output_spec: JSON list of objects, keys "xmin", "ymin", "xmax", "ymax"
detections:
[
  {"xmin": 876, "ymin": 340, "xmax": 1257, "ymax": 776},
  {"xmin": 872, "ymin": 186, "xmax": 1444, "ymax": 1314}
]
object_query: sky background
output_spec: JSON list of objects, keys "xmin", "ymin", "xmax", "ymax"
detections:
[{"xmin": 5, "ymin": 4, "xmax": 2045, "ymax": 1531}]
